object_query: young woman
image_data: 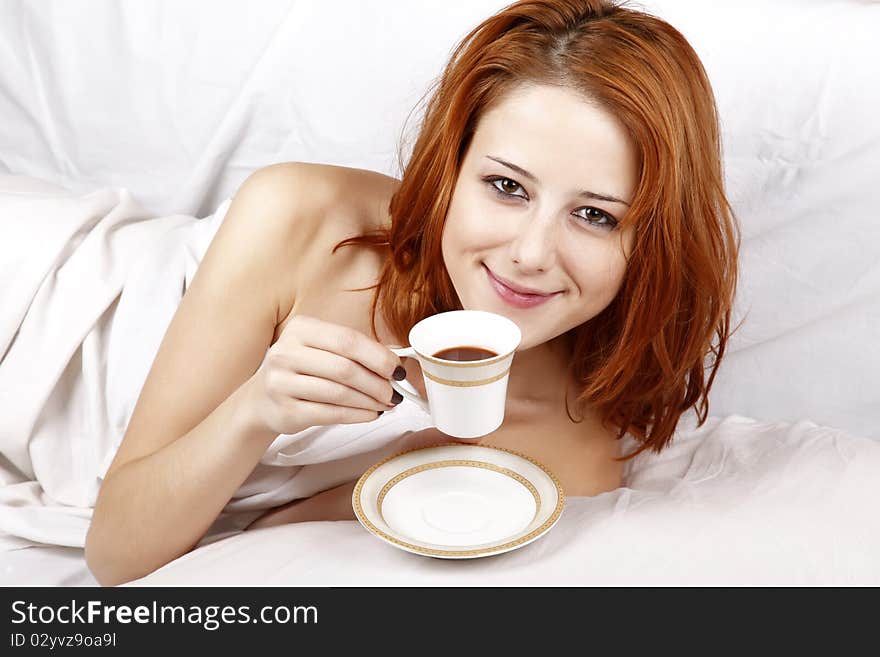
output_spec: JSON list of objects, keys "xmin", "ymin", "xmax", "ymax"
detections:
[{"xmin": 86, "ymin": 0, "xmax": 739, "ymax": 585}]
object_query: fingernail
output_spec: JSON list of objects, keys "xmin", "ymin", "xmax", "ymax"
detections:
[
  {"xmin": 391, "ymin": 390, "xmax": 403, "ymax": 405},
  {"xmin": 392, "ymin": 365, "xmax": 407, "ymax": 381}
]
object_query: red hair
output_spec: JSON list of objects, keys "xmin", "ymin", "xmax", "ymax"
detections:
[{"xmin": 334, "ymin": 0, "xmax": 740, "ymax": 460}]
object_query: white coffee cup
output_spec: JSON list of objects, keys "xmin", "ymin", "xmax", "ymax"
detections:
[{"xmin": 389, "ymin": 310, "xmax": 522, "ymax": 439}]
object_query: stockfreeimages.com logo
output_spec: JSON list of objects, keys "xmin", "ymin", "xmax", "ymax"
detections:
[{"xmin": 11, "ymin": 600, "xmax": 317, "ymax": 631}]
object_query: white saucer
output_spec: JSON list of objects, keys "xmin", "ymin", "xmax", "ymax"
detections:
[{"xmin": 352, "ymin": 443, "xmax": 565, "ymax": 559}]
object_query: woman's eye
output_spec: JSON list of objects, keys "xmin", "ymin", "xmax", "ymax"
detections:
[
  {"xmin": 483, "ymin": 175, "xmax": 619, "ymax": 231},
  {"xmin": 486, "ymin": 176, "xmax": 527, "ymax": 199},
  {"xmin": 576, "ymin": 207, "xmax": 619, "ymax": 231}
]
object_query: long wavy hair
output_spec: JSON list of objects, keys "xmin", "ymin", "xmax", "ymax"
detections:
[{"xmin": 334, "ymin": 0, "xmax": 740, "ymax": 460}]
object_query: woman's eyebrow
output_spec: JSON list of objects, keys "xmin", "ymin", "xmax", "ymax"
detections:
[{"xmin": 485, "ymin": 155, "xmax": 631, "ymax": 207}]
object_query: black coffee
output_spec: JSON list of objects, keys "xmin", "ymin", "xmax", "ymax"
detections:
[{"xmin": 433, "ymin": 346, "xmax": 498, "ymax": 362}]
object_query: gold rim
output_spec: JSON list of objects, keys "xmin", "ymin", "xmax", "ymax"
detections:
[
  {"xmin": 417, "ymin": 350, "xmax": 512, "ymax": 368},
  {"xmin": 352, "ymin": 443, "xmax": 565, "ymax": 558},
  {"xmin": 422, "ymin": 368, "xmax": 510, "ymax": 387}
]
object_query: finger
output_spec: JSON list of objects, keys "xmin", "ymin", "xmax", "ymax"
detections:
[
  {"xmin": 273, "ymin": 372, "xmax": 394, "ymax": 412},
  {"xmin": 292, "ymin": 316, "xmax": 403, "ymax": 380},
  {"xmin": 288, "ymin": 399, "xmax": 385, "ymax": 427},
  {"xmin": 284, "ymin": 345, "xmax": 398, "ymax": 406}
]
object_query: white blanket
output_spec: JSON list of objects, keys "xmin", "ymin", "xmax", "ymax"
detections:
[
  {"xmin": 0, "ymin": 176, "xmax": 434, "ymax": 553},
  {"xmin": 0, "ymin": 176, "xmax": 212, "ymax": 550},
  {"xmin": 130, "ymin": 415, "xmax": 880, "ymax": 586}
]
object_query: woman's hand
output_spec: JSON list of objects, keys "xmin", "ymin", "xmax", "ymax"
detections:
[{"xmin": 240, "ymin": 315, "xmax": 405, "ymax": 437}]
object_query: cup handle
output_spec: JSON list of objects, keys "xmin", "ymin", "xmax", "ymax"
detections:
[{"xmin": 389, "ymin": 347, "xmax": 430, "ymax": 415}]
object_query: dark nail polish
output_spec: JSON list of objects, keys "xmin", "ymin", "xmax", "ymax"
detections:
[
  {"xmin": 391, "ymin": 390, "xmax": 403, "ymax": 405},
  {"xmin": 393, "ymin": 365, "xmax": 407, "ymax": 381}
]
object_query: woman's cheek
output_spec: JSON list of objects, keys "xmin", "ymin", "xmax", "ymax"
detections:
[
  {"xmin": 447, "ymin": 210, "xmax": 499, "ymax": 252},
  {"xmin": 564, "ymin": 245, "xmax": 627, "ymax": 304}
]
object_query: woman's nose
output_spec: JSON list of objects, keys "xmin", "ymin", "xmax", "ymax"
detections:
[{"xmin": 508, "ymin": 215, "xmax": 559, "ymax": 274}]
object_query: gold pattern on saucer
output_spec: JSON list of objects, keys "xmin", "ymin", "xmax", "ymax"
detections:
[
  {"xmin": 376, "ymin": 460, "xmax": 541, "ymax": 520},
  {"xmin": 422, "ymin": 368, "xmax": 510, "ymax": 387},
  {"xmin": 352, "ymin": 443, "xmax": 566, "ymax": 558}
]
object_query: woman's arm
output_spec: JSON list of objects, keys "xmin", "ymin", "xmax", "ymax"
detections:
[
  {"xmin": 245, "ymin": 480, "xmax": 361, "ymax": 529},
  {"xmin": 85, "ymin": 163, "xmax": 336, "ymax": 586}
]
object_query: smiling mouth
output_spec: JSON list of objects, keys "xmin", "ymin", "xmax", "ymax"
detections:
[
  {"xmin": 483, "ymin": 265, "xmax": 560, "ymax": 296},
  {"xmin": 483, "ymin": 264, "xmax": 561, "ymax": 308}
]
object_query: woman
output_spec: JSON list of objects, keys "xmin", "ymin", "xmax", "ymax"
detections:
[{"xmin": 86, "ymin": 0, "xmax": 739, "ymax": 585}]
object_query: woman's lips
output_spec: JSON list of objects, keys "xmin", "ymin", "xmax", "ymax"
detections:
[{"xmin": 484, "ymin": 265, "xmax": 560, "ymax": 309}]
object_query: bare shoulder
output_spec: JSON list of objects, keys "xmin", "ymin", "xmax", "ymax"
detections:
[
  {"xmin": 239, "ymin": 161, "xmax": 398, "ymax": 223},
  {"xmin": 299, "ymin": 161, "xmax": 400, "ymax": 235},
  {"xmin": 228, "ymin": 161, "xmax": 399, "ymax": 293},
  {"xmin": 234, "ymin": 161, "xmax": 398, "ymax": 245}
]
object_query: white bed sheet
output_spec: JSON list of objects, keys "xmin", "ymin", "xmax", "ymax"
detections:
[
  {"xmin": 1, "ymin": 545, "xmax": 97, "ymax": 587},
  {"xmin": 125, "ymin": 415, "xmax": 880, "ymax": 586},
  {"xmin": 5, "ymin": 413, "xmax": 879, "ymax": 587}
]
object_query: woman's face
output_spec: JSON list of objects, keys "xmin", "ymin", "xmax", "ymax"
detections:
[{"xmin": 442, "ymin": 83, "xmax": 639, "ymax": 350}]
